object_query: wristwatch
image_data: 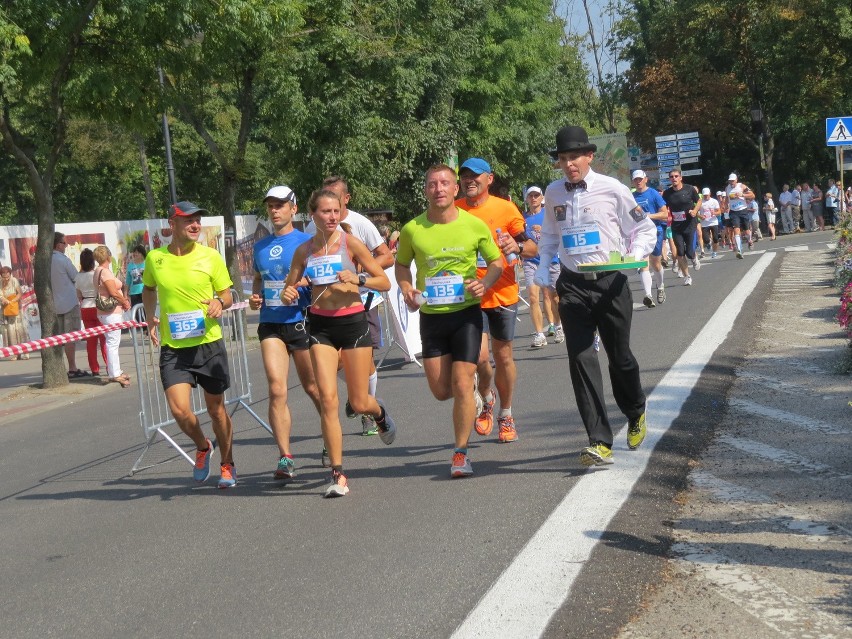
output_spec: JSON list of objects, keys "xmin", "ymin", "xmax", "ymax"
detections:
[
  {"xmin": 517, "ymin": 240, "xmax": 525, "ymax": 254},
  {"xmin": 358, "ymin": 272, "xmax": 368, "ymax": 287}
]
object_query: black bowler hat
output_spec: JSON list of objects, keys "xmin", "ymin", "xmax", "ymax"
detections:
[{"xmin": 549, "ymin": 126, "xmax": 597, "ymax": 158}]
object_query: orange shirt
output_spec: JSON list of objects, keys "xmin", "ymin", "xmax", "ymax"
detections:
[{"xmin": 455, "ymin": 194, "xmax": 526, "ymax": 308}]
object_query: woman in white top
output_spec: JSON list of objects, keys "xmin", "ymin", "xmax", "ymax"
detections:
[
  {"xmin": 0, "ymin": 265, "xmax": 28, "ymax": 360},
  {"xmin": 763, "ymin": 193, "xmax": 777, "ymax": 240},
  {"xmin": 75, "ymin": 248, "xmax": 107, "ymax": 375},
  {"xmin": 93, "ymin": 245, "xmax": 131, "ymax": 387}
]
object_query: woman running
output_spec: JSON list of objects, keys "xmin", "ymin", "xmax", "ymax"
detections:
[{"xmin": 281, "ymin": 188, "xmax": 395, "ymax": 498}]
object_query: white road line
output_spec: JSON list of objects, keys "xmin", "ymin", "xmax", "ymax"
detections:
[
  {"xmin": 690, "ymin": 470, "xmax": 852, "ymax": 540},
  {"xmin": 785, "ymin": 246, "xmax": 810, "ymax": 252},
  {"xmin": 450, "ymin": 252, "xmax": 778, "ymax": 639},
  {"xmin": 717, "ymin": 435, "xmax": 852, "ymax": 480},
  {"xmin": 671, "ymin": 542, "xmax": 850, "ymax": 638},
  {"xmin": 728, "ymin": 398, "xmax": 849, "ymax": 435}
]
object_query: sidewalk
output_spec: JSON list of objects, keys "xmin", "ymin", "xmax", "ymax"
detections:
[{"xmin": 618, "ymin": 246, "xmax": 852, "ymax": 637}]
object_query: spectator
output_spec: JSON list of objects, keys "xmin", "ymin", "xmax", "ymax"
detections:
[
  {"xmin": 93, "ymin": 245, "xmax": 131, "ymax": 387},
  {"xmin": 75, "ymin": 248, "xmax": 107, "ymax": 375},
  {"xmin": 51, "ymin": 232, "xmax": 87, "ymax": 377},
  {"xmin": 810, "ymin": 183, "xmax": 824, "ymax": 231},
  {"xmin": 125, "ymin": 244, "xmax": 147, "ymax": 308},
  {"xmin": 1, "ymin": 265, "xmax": 28, "ymax": 360}
]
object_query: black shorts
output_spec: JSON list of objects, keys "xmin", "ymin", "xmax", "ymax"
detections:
[
  {"xmin": 258, "ymin": 321, "xmax": 310, "ymax": 352},
  {"xmin": 308, "ymin": 310, "xmax": 372, "ymax": 350},
  {"xmin": 366, "ymin": 304, "xmax": 382, "ymax": 349},
  {"xmin": 671, "ymin": 223, "xmax": 697, "ymax": 260},
  {"xmin": 160, "ymin": 340, "xmax": 230, "ymax": 395},
  {"xmin": 701, "ymin": 226, "xmax": 720, "ymax": 245},
  {"xmin": 420, "ymin": 305, "xmax": 483, "ymax": 363},
  {"xmin": 482, "ymin": 303, "xmax": 518, "ymax": 342},
  {"xmin": 729, "ymin": 210, "xmax": 751, "ymax": 231}
]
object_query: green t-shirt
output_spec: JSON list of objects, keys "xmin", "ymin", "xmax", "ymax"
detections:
[
  {"xmin": 396, "ymin": 209, "xmax": 501, "ymax": 314},
  {"xmin": 142, "ymin": 244, "xmax": 233, "ymax": 348}
]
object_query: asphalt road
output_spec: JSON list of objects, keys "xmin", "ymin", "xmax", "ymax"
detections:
[{"xmin": 0, "ymin": 232, "xmax": 841, "ymax": 638}]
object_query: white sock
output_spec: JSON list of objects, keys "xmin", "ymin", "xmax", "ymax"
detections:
[
  {"xmin": 499, "ymin": 408, "xmax": 512, "ymax": 418},
  {"xmin": 368, "ymin": 371, "xmax": 378, "ymax": 397},
  {"xmin": 484, "ymin": 391, "xmax": 495, "ymax": 403},
  {"xmin": 735, "ymin": 235, "xmax": 742, "ymax": 252},
  {"xmin": 640, "ymin": 270, "xmax": 652, "ymax": 297}
]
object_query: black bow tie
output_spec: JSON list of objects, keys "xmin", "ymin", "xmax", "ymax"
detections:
[{"xmin": 565, "ymin": 180, "xmax": 587, "ymax": 192}]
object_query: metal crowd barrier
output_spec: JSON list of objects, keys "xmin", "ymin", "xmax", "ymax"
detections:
[{"xmin": 128, "ymin": 291, "xmax": 271, "ymax": 475}]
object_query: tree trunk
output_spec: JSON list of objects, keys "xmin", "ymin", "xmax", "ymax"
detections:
[
  {"xmin": 135, "ymin": 133, "xmax": 158, "ymax": 218},
  {"xmin": 764, "ymin": 132, "xmax": 778, "ymax": 199}
]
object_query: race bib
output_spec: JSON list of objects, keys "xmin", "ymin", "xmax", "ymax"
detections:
[
  {"xmin": 264, "ymin": 281, "xmax": 296, "ymax": 307},
  {"xmin": 168, "ymin": 309, "xmax": 205, "ymax": 340},
  {"xmin": 561, "ymin": 223, "xmax": 602, "ymax": 255},
  {"xmin": 424, "ymin": 274, "xmax": 465, "ymax": 305},
  {"xmin": 672, "ymin": 210, "xmax": 687, "ymax": 222},
  {"xmin": 306, "ymin": 255, "xmax": 343, "ymax": 285}
]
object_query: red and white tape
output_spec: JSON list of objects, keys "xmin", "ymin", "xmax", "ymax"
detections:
[{"xmin": 0, "ymin": 301, "xmax": 250, "ymax": 360}]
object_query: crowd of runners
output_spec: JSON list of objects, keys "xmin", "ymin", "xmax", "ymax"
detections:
[{"xmin": 141, "ymin": 124, "xmax": 839, "ymax": 498}]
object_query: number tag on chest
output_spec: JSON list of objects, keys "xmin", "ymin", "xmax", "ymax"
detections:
[
  {"xmin": 561, "ymin": 223, "xmax": 602, "ymax": 254},
  {"xmin": 263, "ymin": 281, "xmax": 296, "ymax": 307},
  {"xmin": 168, "ymin": 309, "xmax": 205, "ymax": 340},
  {"xmin": 306, "ymin": 255, "xmax": 343, "ymax": 285},
  {"xmin": 424, "ymin": 274, "xmax": 465, "ymax": 305}
]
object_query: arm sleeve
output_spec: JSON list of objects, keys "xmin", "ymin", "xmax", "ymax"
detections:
[{"xmin": 538, "ymin": 202, "xmax": 560, "ymax": 267}]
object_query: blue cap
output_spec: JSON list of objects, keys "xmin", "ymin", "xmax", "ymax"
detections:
[{"xmin": 460, "ymin": 158, "xmax": 492, "ymax": 175}]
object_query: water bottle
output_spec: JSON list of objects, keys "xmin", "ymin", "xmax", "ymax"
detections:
[
  {"xmin": 497, "ymin": 228, "xmax": 517, "ymax": 263},
  {"xmin": 414, "ymin": 291, "xmax": 428, "ymax": 306}
]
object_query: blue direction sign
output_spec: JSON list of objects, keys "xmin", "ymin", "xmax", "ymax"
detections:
[
  {"xmin": 658, "ymin": 153, "xmax": 679, "ymax": 161},
  {"xmin": 655, "ymin": 140, "xmax": 678, "ymax": 149},
  {"xmin": 826, "ymin": 117, "xmax": 852, "ymax": 146}
]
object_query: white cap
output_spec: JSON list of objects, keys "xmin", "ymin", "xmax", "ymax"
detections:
[
  {"xmin": 728, "ymin": 173, "xmax": 738, "ymax": 181},
  {"xmin": 264, "ymin": 185, "xmax": 296, "ymax": 204},
  {"xmin": 526, "ymin": 186, "xmax": 543, "ymax": 196},
  {"xmin": 701, "ymin": 187, "xmax": 711, "ymax": 195},
  {"xmin": 631, "ymin": 169, "xmax": 647, "ymax": 180},
  {"xmin": 716, "ymin": 191, "xmax": 724, "ymax": 197}
]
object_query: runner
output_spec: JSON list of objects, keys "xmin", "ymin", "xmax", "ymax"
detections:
[
  {"xmin": 725, "ymin": 173, "xmax": 755, "ymax": 258},
  {"xmin": 141, "ymin": 201, "xmax": 237, "ymax": 489},
  {"xmin": 282, "ymin": 188, "xmax": 395, "ymax": 498},
  {"xmin": 536, "ymin": 126, "xmax": 656, "ymax": 466},
  {"xmin": 307, "ymin": 176, "xmax": 394, "ymax": 436},
  {"xmin": 523, "ymin": 186, "xmax": 562, "ymax": 346},
  {"xmin": 395, "ymin": 163, "xmax": 503, "ymax": 477},
  {"xmin": 662, "ymin": 169, "xmax": 701, "ymax": 286},
  {"xmin": 248, "ymin": 186, "xmax": 322, "ymax": 480},
  {"xmin": 631, "ymin": 170, "xmax": 668, "ymax": 305},
  {"xmin": 456, "ymin": 157, "xmax": 537, "ymax": 443},
  {"xmin": 699, "ymin": 188, "xmax": 721, "ymax": 258}
]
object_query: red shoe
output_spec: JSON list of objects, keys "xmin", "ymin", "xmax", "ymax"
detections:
[
  {"xmin": 475, "ymin": 393, "xmax": 495, "ymax": 436},
  {"xmin": 497, "ymin": 415, "xmax": 518, "ymax": 443}
]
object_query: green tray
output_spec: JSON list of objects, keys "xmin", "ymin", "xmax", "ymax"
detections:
[{"xmin": 578, "ymin": 259, "xmax": 648, "ymax": 272}]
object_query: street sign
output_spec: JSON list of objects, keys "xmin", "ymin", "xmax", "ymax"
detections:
[
  {"xmin": 677, "ymin": 131, "xmax": 699, "ymax": 140},
  {"xmin": 826, "ymin": 117, "xmax": 852, "ymax": 146},
  {"xmin": 679, "ymin": 150, "xmax": 702, "ymax": 159},
  {"xmin": 655, "ymin": 140, "xmax": 678, "ymax": 149},
  {"xmin": 678, "ymin": 142, "xmax": 701, "ymax": 151},
  {"xmin": 680, "ymin": 156, "xmax": 700, "ymax": 165},
  {"xmin": 658, "ymin": 152, "xmax": 679, "ymax": 161},
  {"xmin": 681, "ymin": 169, "xmax": 703, "ymax": 177},
  {"xmin": 655, "ymin": 134, "xmax": 677, "ymax": 143}
]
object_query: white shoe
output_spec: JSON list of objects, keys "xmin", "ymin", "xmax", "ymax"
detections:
[
  {"xmin": 531, "ymin": 333, "xmax": 547, "ymax": 348},
  {"xmin": 683, "ymin": 276, "xmax": 693, "ymax": 286},
  {"xmin": 692, "ymin": 257, "xmax": 701, "ymax": 270}
]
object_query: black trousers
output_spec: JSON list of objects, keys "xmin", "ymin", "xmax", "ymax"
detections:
[{"xmin": 556, "ymin": 268, "xmax": 646, "ymax": 446}]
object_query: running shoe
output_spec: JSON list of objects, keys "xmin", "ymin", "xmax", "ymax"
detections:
[
  {"xmin": 736, "ymin": 251, "xmax": 743, "ymax": 259},
  {"xmin": 321, "ymin": 447, "xmax": 330, "ymax": 468},
  {"xmin": 747, "ymin": 240, "xmax": 753, "ymax": 250},
  {"xmin": 546, "ymin": 323, "xmax": 556, "ymax": 337},
  {"xmin": 711, "ymin": 251, "xmax": 718, "ymax": 258},
  {"xmin": 361, "ymin": 414, "xmax": 378, "ymax": 436},
  {"xmin": 671, "ymin": 262, "xmax": 679, "ymax": 274},
  {"xmin": 274, "ymin": 456, "xmax": 296, "ymax": 480},
  {"xmin": 593, "ymin": 333, "xmax": 601, "ymax": 352},
  {"xmin": 475, "ymin": 392, "xmax": 495, "ymax": 436},
  {"xmin": 193, "ymin": 438, "xmax": 214, "ymax": 482},
  {"xmin": 699, "ymin": 251, "xmax": 706, "ymax": 259},
  {"xmin": 345, "ymin": 399, "xmax": 357, "ymax": 419},
  {"xmin": 656, "ymin": 287, "xmax": 666, "ymax": 305},
  {"xmin": 692, "ymin": 257, "xmax": 701, "ymax": 270},
  {"xmin": 580, "ymin": 443, "xmax": 614, "ymax": 467},
  {"xmin": 324, "ymin": 470, "xmax": 349, "ymax": 497},
  {"xmin": 450, "ymin": 452, "xmax": 474, "ymax": 478},
  {"xmin": 683, "ymin": 276, "xmax": 693, "ymax": 286},
  {"xmin": 531, "ymin": 333, "xmax": 547, "ymax": 349},
  {"xmin": 627, "ymin": 411, "xmax": 647, "ymax": 450},
  {"xmin": 643, "ymin": 295, "xmax": 656, "ymax": 308},
  {"xmin": 497, "ymin": 415, "xmax": 518, "ymax": 443},
  {"xmin": 660, "ymin": 257, "xmax": 669, "ymax": 268},
  {"xmin": 375, "ymin": 399, "xmax": 396, "ymax": 445},
  {"xmin": 554, "ymin": 326, "xmax": 565, "ymax": 343},
  {"xmin": 218, "ymin": 463, "xmax": 237, "ymax": 489}
]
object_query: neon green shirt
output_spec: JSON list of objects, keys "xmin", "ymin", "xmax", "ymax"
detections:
[
  {"xmin": 396, "ymin": 208, "xmax": 501, "ymax": 314},
  {"xmin": 142, "ymin": 245, "xmax": 232, "ymax": 348}
]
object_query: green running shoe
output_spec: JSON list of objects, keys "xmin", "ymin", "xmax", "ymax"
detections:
[
  {"xmin": 580, "ymin": 443, "xmax": 614, "ymax": 467},
  {"xmin": 627, "ymin": 412, "xmax": 647, "ymax": 450}
]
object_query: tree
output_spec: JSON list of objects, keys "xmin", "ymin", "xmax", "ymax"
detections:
[{"xmin": 0, "ymin": 0, "xmax": 100, "ymax": 388}]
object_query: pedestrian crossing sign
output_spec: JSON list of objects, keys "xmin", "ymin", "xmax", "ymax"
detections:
[{"xmin": 826, "ymin": 117, "xmax": 852, "ymax": 146}]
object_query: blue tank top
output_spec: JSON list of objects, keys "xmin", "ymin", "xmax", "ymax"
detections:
[{"xmin": 253, "ymin": 229, "xmax": 312, "ymax": 324}]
